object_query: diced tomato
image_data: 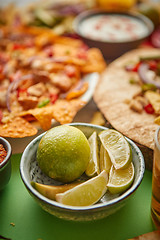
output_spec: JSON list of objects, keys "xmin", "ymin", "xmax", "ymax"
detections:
[
  {"xmin": 17, "ymin": 88, "xmax": 27, "ymax": 98},
  {"xmin": 125, "ymin": 62, "xmax": 141, "ymax": 72},
  {"xmin": 144, "ymin": 104, "xmax": 155, "ymax": 114},
  {"xmin": 44, "ymin": 46, "xmax": 54, "ymax": 58},
  {"xmin": 148, "ymin": 60, "xmax": 157, "ymax": 71},
  {"xmin": 65, "ymin": 65, "xmax": 76, "ymax": 77},
  {"xmin": 12, "ymin": 43, "xmax": 25, "ymax": 50},
  {"xmin": 0, "ymin": 110, "xmax": 3, "ymax": 123},
  {"xmin": 50, "ymin": 93, "xmax": 58, "ymax": 104},
  {"xmin": 77, "ymin": 49, "xmax": 87, "ymax": 60},
  {"xmin": 0, "ymin": 65, "xmax": 3, "ymax": 73},
  {"xmin": 80, "ymin": 43, "xmax": 89, "ymax": 51}
]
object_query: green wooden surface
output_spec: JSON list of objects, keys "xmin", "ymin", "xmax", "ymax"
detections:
[{"xmin": 0, "ymin": 154, "xmax": 156, "ymax": 240}]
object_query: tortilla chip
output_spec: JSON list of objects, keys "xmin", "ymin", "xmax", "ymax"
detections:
[
  {"xmin": 81, "ymin": 48, "xmax": 107, "ymax": 73},
  {"xmin": 0, "ymin": 117, "xmax": 37, "ymax": 138},
  {"xmin": 19, "ymin": 99, "xmax": 85, "ymax": 128},
  {"xmin": 19, "ymin": 106, "xmax": 55, "ymax": 131},
  {"xmin": 145, "ymin": 90, "xmax": 160, "ymax": 114},
  {"xmin": 128, "ymin": 230, "xmax": 160, "ymax": 240},
  {"xmin": 52, "ymin": 99, "xmax": 85, "ymax": 124},
  {"xmin": 66, "ymin": 82, "xmax": 89, "ymax": 100}
]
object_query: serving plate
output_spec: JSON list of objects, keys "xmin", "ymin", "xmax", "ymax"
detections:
[{"xmin": 6, "ymin": 72, "xmax": 99, "ymax": 154}]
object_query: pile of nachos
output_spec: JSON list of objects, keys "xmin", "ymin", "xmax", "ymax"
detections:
[{"xmin": 0, "ymin": 24, "xmax": 106, "ymax": 138}]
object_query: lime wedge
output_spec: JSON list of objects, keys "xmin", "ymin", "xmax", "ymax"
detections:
[
  {"xmin": 107, "ymin": 163, "xmax": 134, "ymax": 194},
  {"xmin": 56, "ymin": 170, "xmax": 108, "ymax": 206},
  {"xmin": 99, "ymin": 144, "xmax": 112, "ymax": 173},
  {"xmin": 85, "ymin": 131, "xmax": 100, "ymax": 177},
  {"xmin": 99, "ymin": 129, "xmax": 132, "ymax": 169},
  {"xmin": 31, "ymin": 181, "xmax": 82, "ymax": 200}
]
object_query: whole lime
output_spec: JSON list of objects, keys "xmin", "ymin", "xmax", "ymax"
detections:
[{"xmin": 37, "ymin": 125, "xmax": 90, "ymax": 183}]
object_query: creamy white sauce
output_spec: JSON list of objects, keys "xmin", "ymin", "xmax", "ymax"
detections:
[{"xmin": 79, "ymin": 14, "xmax": 149, "ymax": 42}]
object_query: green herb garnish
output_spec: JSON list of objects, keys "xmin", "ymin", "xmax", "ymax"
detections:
[
  {"xmin": 129, "ymin": 78, "xmax": 137, "ymax": 84},
  {"xmin": 141, "ymin": 83, "xmax": 157, "ymax": 92},
  {"xmin": 38, "ymin": 98, "xmax": 50, "ymax": 108}
]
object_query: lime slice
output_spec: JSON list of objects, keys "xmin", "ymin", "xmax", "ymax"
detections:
[
  {"xmin": 99, "ymin": 129, "xmax": 132, "ymax": 169},
  {"xmin": 56, "ymin": 170, "xmax": 108, "ymax": 206},
  {"xmin": 99, "ymin": 144, "xmax": 112, "ymax": 173},
  {"xmin": 31, "ymin": 181, "xmax": 82, "ymax": 200},
  {"xmin": 107, "ymin": 163, "xmax": 134, "ymax": 194},
  {"xmin": 85, "ymin": 131, "xmax": 100, "ymax": 177}
]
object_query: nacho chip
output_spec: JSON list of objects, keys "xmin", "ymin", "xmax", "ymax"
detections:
[
  {"xmin": 19, "ymin": 99, "xmax": 85, "ymax": 128},
  {"xmin": 52, "ymin": 99, "xmax": 85, "ymax": 124},
  {"xmin": 81, "ymin": 48, "xmax": 107, "ymax": 73},
  {"xmin": 144, "ymin": 91, "xmax": 160, "ymax": 114},
  {"xmin": 128, "ymin": 230, "xmax": 160, "ymax": 240},
  {"xmin": 66, "ymin": 82, "xmax": 89, "ymax": 100},
  {"xmin": 0, "ymin": 117, "xmax": 37, "ymax": 138},
  {"xmin": 19, "ymin": 106, "xmax": 55, "ymax": 131}
]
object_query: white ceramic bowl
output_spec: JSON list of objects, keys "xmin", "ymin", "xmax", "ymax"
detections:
[{"xmin": 20, "ymin": 123, "xmax": 145, "ymax": 221}]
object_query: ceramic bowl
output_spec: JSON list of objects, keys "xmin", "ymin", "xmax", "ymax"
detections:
[
  {"xmin": 73, "ymin": 10, "xmax": 154, "ymax": 60},
  {"xmin": 20, "ymin": 123, "xmax": 145, "ymax": 221},
  {"xmin": 0, "ymin": 137, "xmax": 12, "ymax": 191}
]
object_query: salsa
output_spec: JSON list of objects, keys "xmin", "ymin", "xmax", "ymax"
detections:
[
  {"xmin": 79, "ymin": 14, "xmax": 149, "ymax": 42},
  {"xmin": 0, "ymin": 143, "xmax": 7, "ymax": 164}
]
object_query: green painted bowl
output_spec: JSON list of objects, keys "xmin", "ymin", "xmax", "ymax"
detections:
[
  {"xmin": 20, "ymin": 123, "xmax": 145, "ymax": 221},
  {"xmin": 0, "ymin": 137, "xmax": 12, "ymax": 191}
]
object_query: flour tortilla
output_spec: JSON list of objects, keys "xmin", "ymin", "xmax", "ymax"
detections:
[{"xmin": 94, "ymin": 48, "xmax": 160, "ymax": 150}]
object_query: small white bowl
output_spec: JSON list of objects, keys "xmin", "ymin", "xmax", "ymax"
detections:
[{"xmin": 20, "ymin": 123, "xmax": 145, "ymax": 221}]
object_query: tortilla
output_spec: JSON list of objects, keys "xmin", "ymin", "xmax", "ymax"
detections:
[
  {"xmin": 128, "ymin": 230, "xmax": 160, "ymax": 240},
  {"xmin": 94, "ymin": 48, "xmax": 160, "ymax": 153}
]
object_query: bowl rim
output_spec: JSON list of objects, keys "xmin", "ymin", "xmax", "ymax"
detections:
[
  {"xmin": 20, "ymin": 123, "xmax": 145, "ymax": 212},
  {"xmin": 0, "ymin": 137, "xmax": 12, "ymax": 169},
  {"xmin": 73, "ymin": 9, "xmax": 154, "ymax": 44}
]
